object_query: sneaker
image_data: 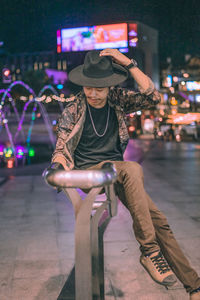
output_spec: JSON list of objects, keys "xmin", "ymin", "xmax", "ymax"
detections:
[
  {"xmin": 140, "ymin": 251, "xmax": 177, "ymax": 286},
  {"xmin": 190, "ymin": 287, "xmax": 200, "ymax": 300}
]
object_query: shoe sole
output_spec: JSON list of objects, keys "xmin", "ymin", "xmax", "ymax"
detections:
[{"xmin": 140, "ymin": 260, "xmax": 177, "ymax": 287}]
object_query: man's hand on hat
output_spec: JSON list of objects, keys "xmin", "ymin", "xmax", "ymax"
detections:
[{"xmin": 100, "ymin": 48, "xmax": 131, "ymax": 67}]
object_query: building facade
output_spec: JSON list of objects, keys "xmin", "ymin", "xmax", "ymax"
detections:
[{"xmin": 1, "ymin": 21, "xmax": 159, "ymax": 92}]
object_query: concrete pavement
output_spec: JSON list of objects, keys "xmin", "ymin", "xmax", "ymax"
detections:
[{"xmin": 0, "ymin": 139, "xmax": 200, "ymax": 300}]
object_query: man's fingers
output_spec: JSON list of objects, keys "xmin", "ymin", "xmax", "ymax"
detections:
[{"xmin": 100, "ymin": 49, "xmax": 116, "ymax": 56}]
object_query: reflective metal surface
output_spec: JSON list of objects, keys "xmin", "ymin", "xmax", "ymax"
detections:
[{"xmin": 43, "ymin": 163, "xmax": 117, "ymax": 189}]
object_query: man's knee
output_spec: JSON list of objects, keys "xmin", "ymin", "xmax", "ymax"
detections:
[
  {"xmin": 118, "ymin": 161, "xmax": 143, "ymax": 182},
  {"xmin": 124, "ymin": 161, "xmax": 143, "ymax": 177}
]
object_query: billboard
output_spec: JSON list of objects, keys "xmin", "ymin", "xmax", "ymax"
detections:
[
  {"xmin": 57, "ymin": 23, "xmax": 128, "ymax": 53},
  {"xmin": 128, "ymin": 23, "xmax": 138, "ymax": 47}
]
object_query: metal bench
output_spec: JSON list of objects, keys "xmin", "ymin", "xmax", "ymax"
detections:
[{"xmin": 43, "ymin": 162, "xmax": 118, "ymax": 300}]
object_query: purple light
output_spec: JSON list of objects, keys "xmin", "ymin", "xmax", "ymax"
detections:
[
  {"xmin": 15, "ymin": 145, "xmax": 25, "ymax": 158},
  {"xmin": 0, "ymin": 89, "xmax": 6, "ymax": 94},
  {"xmin": 0, "ymin": 144, "xmax": 5, "ymax": 156},
  {"xmin": 1, "ymin": 81, "xmax": 36, "ymax": 107},
  {"xmin": 38, "ymin": 85, "xmax": 58, "ymax": 97}
]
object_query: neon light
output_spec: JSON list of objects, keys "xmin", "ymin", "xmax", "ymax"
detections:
[
  {"xmin": 186, "ymin": 81, "xmax": 200, "ymax": 91},
  {"xmin": 4, "ymin": 147, "xmax": 13, "ymax": 158},
  {"xmin": 0, "ymin": 82, "xmax": 57, "ymax": 165},
  {"xmin": 57, "ymin": 84, "xmax": 63, "ymax": 89},
  {"xmin": 7, "ymin": 159, "xmax": 14, "ymax": 168},
  {"xmin": 167, "ymin": 113, "xmax": 200, "ymax": 124},
  {"xmin": 28, "ymin": 148, "xmax": 35, "ymax": 157},
  {"xmin": 167, "ymin": 75, "xmax": 172, "ymax": 87},
  {"xmin": 16, "ymin": 145, "xmax": 25, "ymax": 158},
  {"xmin": 0, "ymin": 144, "xmax": 4, "ymax": 156}
]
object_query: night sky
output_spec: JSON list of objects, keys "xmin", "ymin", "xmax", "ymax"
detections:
[{"xmin": 0, "ymin": 0, "xmax": 199, "ymax": 67}]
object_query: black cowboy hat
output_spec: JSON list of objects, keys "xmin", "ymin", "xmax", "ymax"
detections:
[{"xmin": 68, "ymin": 50, "xmax": 128, "ymax": 87}]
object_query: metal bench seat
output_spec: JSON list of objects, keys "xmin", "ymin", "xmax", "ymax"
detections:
[{"xmin": 43, "ymin": 162, "xmax": 118, "ymax": 300}]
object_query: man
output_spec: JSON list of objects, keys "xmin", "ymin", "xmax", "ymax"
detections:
[{"xmin": 50, "ymin": 49, "xmax": 200, "ymax": 299}]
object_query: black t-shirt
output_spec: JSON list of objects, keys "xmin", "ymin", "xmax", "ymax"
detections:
[{"xmin": 74, "ymin": 102, "xmax": 123, "ymax": 169}]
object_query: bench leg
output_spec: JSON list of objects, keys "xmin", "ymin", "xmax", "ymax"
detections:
[
  {"xmin": 74, "ymin": 188, "xmax": 102, "ymax": 300},
  {"xmin": 91, "ymin": 202, "xmax": 108, "ymax": 300}
]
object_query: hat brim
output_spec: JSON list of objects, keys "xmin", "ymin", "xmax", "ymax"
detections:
[{"xmin": 68, "ymin": 63, "xmax": 128, "ymax": 87}]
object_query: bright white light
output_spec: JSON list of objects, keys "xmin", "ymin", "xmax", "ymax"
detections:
[
  {"xmin": 20, "ymin": 96, "xmax": 27, "ymax": 101},
  {"xmin": 186, "ymin": 81, "xmax": 200, "ymax": 91}
]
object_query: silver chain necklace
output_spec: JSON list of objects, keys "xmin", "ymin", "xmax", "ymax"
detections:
[{"xmin": 86, "ymin": 101, "xmax": 110, "ymax": 137}]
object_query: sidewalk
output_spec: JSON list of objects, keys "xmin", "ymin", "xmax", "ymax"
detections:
[{"xmin": 0, "ymin": 143, "xmax": 200, "ymax": 300}]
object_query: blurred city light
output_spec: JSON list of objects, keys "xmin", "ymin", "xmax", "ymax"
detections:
[
  {"xmin": 15, "ymin": 145, "xmax": 25, "ymax": 158},
  {"xmin": 186, "ymin": 81, "xmax": 200, "ymax": 91},
  {"xmin": 183, "ymin": 73, "xmax": 189, "ymax": 78},
  {"xmin": 2, "ymin": 68, "xmax": 12, "ymax": 83},
  {"xmin": 170, "ymin": 97, "xmax": 178, "ymax": 105},
  {"xmin": 129, "ymin": 113, "xmax": 135, "ymax": 118},
  {"xmin": 57, "ymin": 84, "xmax": 63, "ymax": 90},
  {"xmin": 167, "ymin": 113, "xmax": 200, "ymax": 124},
  {"xmin": 4, "ymin": 147, "xmax": 13, "ymax": 158},
  {"xmin": 173, "ymin": 76, "xmax": 179, "ymax": 82},
  {"xmin": 0, "ymin": 144, "xmax": 4, "ymax": 156},
  {"xmin": 28, "ymin": 148, "xmax": 35, "ymax": 157},
  {"xmin": 129, "ymin": 126, "xmax": 135, "ymax": 132},
  {"xmin": 4, "ymin": 69, "xmax": 10, "ymax": 77},
  {"xmin": 7, "ymin": 159, "xmax": 14, "ymax": 168}
]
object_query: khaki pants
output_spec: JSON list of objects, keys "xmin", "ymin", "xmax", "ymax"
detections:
[{"xmin": 87, "ymin": 160, "xmax": 200, "ymax": 293}]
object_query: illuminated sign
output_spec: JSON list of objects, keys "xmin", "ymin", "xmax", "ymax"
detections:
[
  {"xmin": 57, "ymin": 23, "xmax": 128, "ymax": 53},
  {"xmin": 128, "ymin": 23, "xmax": 138, "ymax": 47},
  {"xmin": 186, "ymin": 81, "xmax": 200, "ymax": 91},
  {"xmin": 162, "ymin": 75, "xmax": 172, "ymax": 88},
  {"xmin": 167, "ymin": 113, "xmax": 200, "ymax": 124}
]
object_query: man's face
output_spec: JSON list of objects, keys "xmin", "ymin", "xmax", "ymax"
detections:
[{"xmin": 83, "ymin": 87, "xmax": 109, "ymax": 108}]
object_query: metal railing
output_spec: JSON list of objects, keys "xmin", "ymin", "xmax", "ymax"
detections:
[{"xmin": 43, "ymin": 162, "xmax": 118, "ymax": 300}]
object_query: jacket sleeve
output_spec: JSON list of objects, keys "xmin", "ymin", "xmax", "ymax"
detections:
[
  {"xmin": 51, "ymin": 107, "xmax": 75, "ymax": 171},
  {"xmin": 110, "ymin": 77, "xmax": 161, "ymax": 114}
]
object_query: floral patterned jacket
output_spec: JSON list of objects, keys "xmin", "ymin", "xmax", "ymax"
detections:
[{"xmin": 51, "ymin": 79, "xmax": 161, "ymax": 170}]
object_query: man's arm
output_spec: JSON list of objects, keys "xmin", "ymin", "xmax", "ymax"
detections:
[
  {"xmin": 51, "ymin": 108, "xmax": 75, "ymax": 171},
  {"xmin": 100, "ymin": 48, "xmax": 155, "ymax": 96}
]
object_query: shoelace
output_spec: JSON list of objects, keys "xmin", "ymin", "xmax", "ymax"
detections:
[{"xmin": 150, "ymin": 252, "xmax": 171, "ymax": 274}]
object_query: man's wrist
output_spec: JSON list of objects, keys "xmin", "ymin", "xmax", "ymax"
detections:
[
  {"xmin": 124, "ymin": 59, "xmax": 132, "ymax": 67},
  {"xmin": 125, "ymin": 59, "xmax": 138, "ymax": 70}
]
